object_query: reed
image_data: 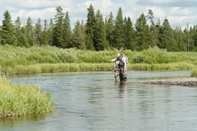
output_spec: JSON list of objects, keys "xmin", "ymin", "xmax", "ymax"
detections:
[
  {"xmin": 1, "ymin": 45, "xmax": 197, "ymax": 75},
  {"xmin": 0, "ymin": 77, "xmax": 54, "ymax": 118},
  {"xmin": 191, "ymin": 68, "xmax": 197, "ymax": 77},
  {"xmin": 130, "ymin": 62, "xmax": 194, "ymax": 71}
]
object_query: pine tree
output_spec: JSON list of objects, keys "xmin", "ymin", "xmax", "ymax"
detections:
[
  {"xmin": 135, "ymin": 13, "xmax": 152, "ymax": 51},
  {"xmin": 187, "ymin": 25, "xmax": 196, "ymax": 51},
  {"xmin": 105, "ymin": 12, "xmax": 115, "ymax": 48},
  {"xmin": 14, "ymin": 17, "xmax": 28, "ymax": 47},
  {"xmin": 113, "ymin": 7, "xmax": 125, "ymax": 49},
  {"xmin": 25, "ymin": 17, "xmax": 34, "ymax": 47},
  {"xmin": 14, "ymin": 17, "xmax": 21, "ymax": 37},
  {"xmin": 71, "ymin": 20, "xmax": 86, "ymax": 49},
  {"xmin": 147, "ymin": 9, "xmax": 154, "ymax": 25},
  {"xmin": 34, "ymin": 18, "xmax": 42, "ymax": 46},
  {"xmin": 53, "ymin": 6, "xmax": 64, "ymax": 47},
  {"xmin": 62, "ymin": 11, "xmax": 72, "ymax": 48},
  {"xmin": 1, "ymin": 10, "xmax": 17, "ymax": 45},
  {"xmin": 14, "ymin": 17, "xmax": 22, "ymax": 46},
  {"xmin": 48, "ymin": 18, "xmax": 54, "ymax": 46},
  {"xmin": 93, "ymin": 10, "xmax": 106, "ymax": 51},
  {"xmin": 156, "ymin": 18, "xmax": 164, "ymax": 49},
  {"xmin": 174, "ymin": 27, "xmax": 186, "ymax": 51},
  {"xmin": 85, "ymin": 4, "xmax": 95, "ymax": 50},
  {"xmin": 18, "ymin": 27, "xmax": 28, "ymax": 47},
  {"xmin": 161, "ymin": 18, "xmax": 178, "ymax": 51},
  {"xmin": 124, "ymin": 17, "xmax": 135, "ymax": 50},
  {"xmin": 147, "ymin": 9, "xmax": 157, "ymax": 47},
  {"xmin": 192, "ymin": 25, "xmax": 197, "ymax": 51},
  {"xmin": 40, "ymin": 20, "xmax": 49, "ymax": 45}
]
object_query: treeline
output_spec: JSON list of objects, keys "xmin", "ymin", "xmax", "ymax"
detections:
[{"xmin": 0, "ymin": 4, "xmax": 197, "ymax": 51}]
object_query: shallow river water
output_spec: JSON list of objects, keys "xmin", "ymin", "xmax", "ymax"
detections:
[{"xmin": 1, "ymin": 71, "xmax": 197, "ymax": 131}]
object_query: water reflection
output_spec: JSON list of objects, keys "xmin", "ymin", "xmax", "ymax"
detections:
[
  {"xmin": 0, "ymin": 113, "xmax": 53, "ymax": 129},
  {"xmin": 114, "ymin": 82, "xmax": 128, "ymax": 98}
]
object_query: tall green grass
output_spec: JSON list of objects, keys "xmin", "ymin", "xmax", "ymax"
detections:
[
  {"xmin": 0, "ymin": 77, "xmax": 54, "ymax": 118},
  {"xmin": 1, "ymin": 45, "xmax": 197, "ymax": 75}
]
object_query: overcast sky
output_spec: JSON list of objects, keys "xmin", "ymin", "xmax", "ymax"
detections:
[{"xmin": 0, "ymin": 0, "xmax": 197, "ymax": 29}]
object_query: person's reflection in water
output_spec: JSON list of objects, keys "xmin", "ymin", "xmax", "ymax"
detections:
[{"xmin": 115, "ymin": 81, "xmax": 128, "ymax": 98}]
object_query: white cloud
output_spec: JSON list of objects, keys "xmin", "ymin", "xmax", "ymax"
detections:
[
  {"xmin": 170, "ymin": 7, "xmax": 193, "ymax": 16},
  {"xmin": 182, "ymin": 16, "xmax": 197, "ymax": 26},
  {"xmin": 1, "ymin": 0, "xmax": 197, "ymax": 29},
  {"xmin": 137, "ymin": 0, "xmax": 197, "ymax": 7}
]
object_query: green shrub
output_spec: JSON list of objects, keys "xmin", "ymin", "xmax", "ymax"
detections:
[{"xmin": 131, "ymin": 53, "xmax": 145, "ymax": 63}]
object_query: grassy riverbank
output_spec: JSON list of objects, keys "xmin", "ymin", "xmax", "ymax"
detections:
[
  {"xmin": 0, "ymin": 45, "xmax": 197, "ymax": 76},
  {"xmin": 0, "ymin": 77, "xmax": 54, "ymax": 118}
]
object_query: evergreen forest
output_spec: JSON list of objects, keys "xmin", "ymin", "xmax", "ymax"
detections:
[{"xmin": 0, "ymin": 4, "xmax": 197, "ymax": 52}]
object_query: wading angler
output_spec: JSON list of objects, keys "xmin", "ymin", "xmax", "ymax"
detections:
[{"xmin": 110, "ymin": 53, "xmax": 127, "ymax": 82}]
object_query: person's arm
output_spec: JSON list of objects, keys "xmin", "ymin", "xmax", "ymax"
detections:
[{"xmin": 110, "ymin": 57, "xmax": 117, "ymax": 62}]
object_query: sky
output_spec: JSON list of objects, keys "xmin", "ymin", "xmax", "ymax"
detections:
[{"xmin": 0, "ymin": 0, "xmax": 197, "ymax": 29}]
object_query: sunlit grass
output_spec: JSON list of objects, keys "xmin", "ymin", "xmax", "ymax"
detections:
[
  {"xmin": 191, "ymin": 68, "xmax": 197, "ymax": 77},
  {"xmin": 0, "ymin": 77, "xmax": 54, "ymax": 118},
  {"xmin": 1, "ymin": 45, "xmax": 197, "ymax": 75}
]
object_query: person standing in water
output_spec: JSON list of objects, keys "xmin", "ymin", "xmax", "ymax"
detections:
[{"xmin": 110, "ymin": 53, "xmax": 127, "ymax": 82}]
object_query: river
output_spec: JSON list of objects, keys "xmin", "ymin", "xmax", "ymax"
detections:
[{"xmin": 1, "ymin": 71, "xmax": 197, "ymax": 131}]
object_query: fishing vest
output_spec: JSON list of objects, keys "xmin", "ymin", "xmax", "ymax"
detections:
[{"xmin": 117, "ymin": 55, "xmax": 124, "ymax": 66}]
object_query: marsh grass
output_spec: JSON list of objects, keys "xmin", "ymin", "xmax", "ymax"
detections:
[
  {"xmin": 130, "ymin": 62, "xmax": 194, "ymax": 71},
  {"xmin": 0, "ymin": 77, "xmax": 54, "ymax": 118},
  {"xmin": 191, "ymin": 68, "xmax": 197, "ymax": 77},
  {"xmin": 1, "ymin": 45, "xmax": 197, "ymax": 75}
]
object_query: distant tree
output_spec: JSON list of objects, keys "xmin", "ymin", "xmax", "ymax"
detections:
[
  {"xmin": 191, "ymin": 25, "xmax": 197, "ymax": 51},
  {"xmin": 187, "ymin": 25, "xmax": 197, "ymax": 51},
  {"xmin": 62, "ymin": 11, "xmax": 72, "ymax": 48},
  {"xmin": 85, "ymin": 4, "xmax": 95, "ymax": 50},
  {"xmin": 53, "ymin": 6, "xmax": 64, "ymax": 47},
  {"xmin": 161, "ymin": 18, "xmax": 178, "ymax": 51},
  {"xmin": 155, "ymin": 18, "xmax": 164, "ymax": 48},
  {"xmin": 100, "ymin": 15, "xmax": 109, "ymax": 49},
  {"xmin": 25, "ymin": 17, "xmax": 34, "ymax": 47},
  {"xmin": 48, "ymin": 18, "xmax": 54, "ymax": 46},
  {"xmin": 14, "ymin": 17, "xmax": 28, "ymax": 47},
  {"xmin": 18, "ymin": 27, "xmax": 28, "ymax": 47},
  {"xmin": 34, "ymin": 18, "xmax": 42, "ymax": 46},
  {"xmin": 174, "ymin": 27, "xmax": 186, "ymax": 51},
  {"xmin": 14, "ymin": 17, "xmax": 22, "ymax": 46},
  {"xmin": 40, "ymin": 19, "xmax": 50, "ymax": 45},
  {"xmin": 147, "ymin": 9, "xmax": 154, "ymax": 25},
  {"xmin": 93, "ymin": 10, "xmax": 107, "ymax": 51},
  {"xmin": 1, "ymin": 10, "xmax": 17, "ymax": 45},
  {"xmin": 124, "ymin": 17, "xmax": 135, "ymax": 50},
  {"xmin": 113, "ymin": 7, "xmax": 125, "ymax": 49},
  {"xmin": 135, "ymin": 13, "xmax": 152, "ymax": 51},
  {"xmin": 147, "ymin": 9, "xmax": 157, "ymax": 47},
  {"xmin": 105, "ymin": 12, "xmax": 115, "ymax": 48},
  {"xmin": 14, "ymin": 17, "xmax": 21, "ymax": 37},
  {"xmin": 71, "ymin": 20, "xmax": 86, "ymax": 49}
]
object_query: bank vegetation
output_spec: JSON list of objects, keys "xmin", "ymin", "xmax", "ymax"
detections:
[
  {"xmin": 0, "ymin": 45, "xmax": 197, "ymax": 76},
  {"xmin": 0, "ymin": 77, "xmax": 54, "ymax": 118}
]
